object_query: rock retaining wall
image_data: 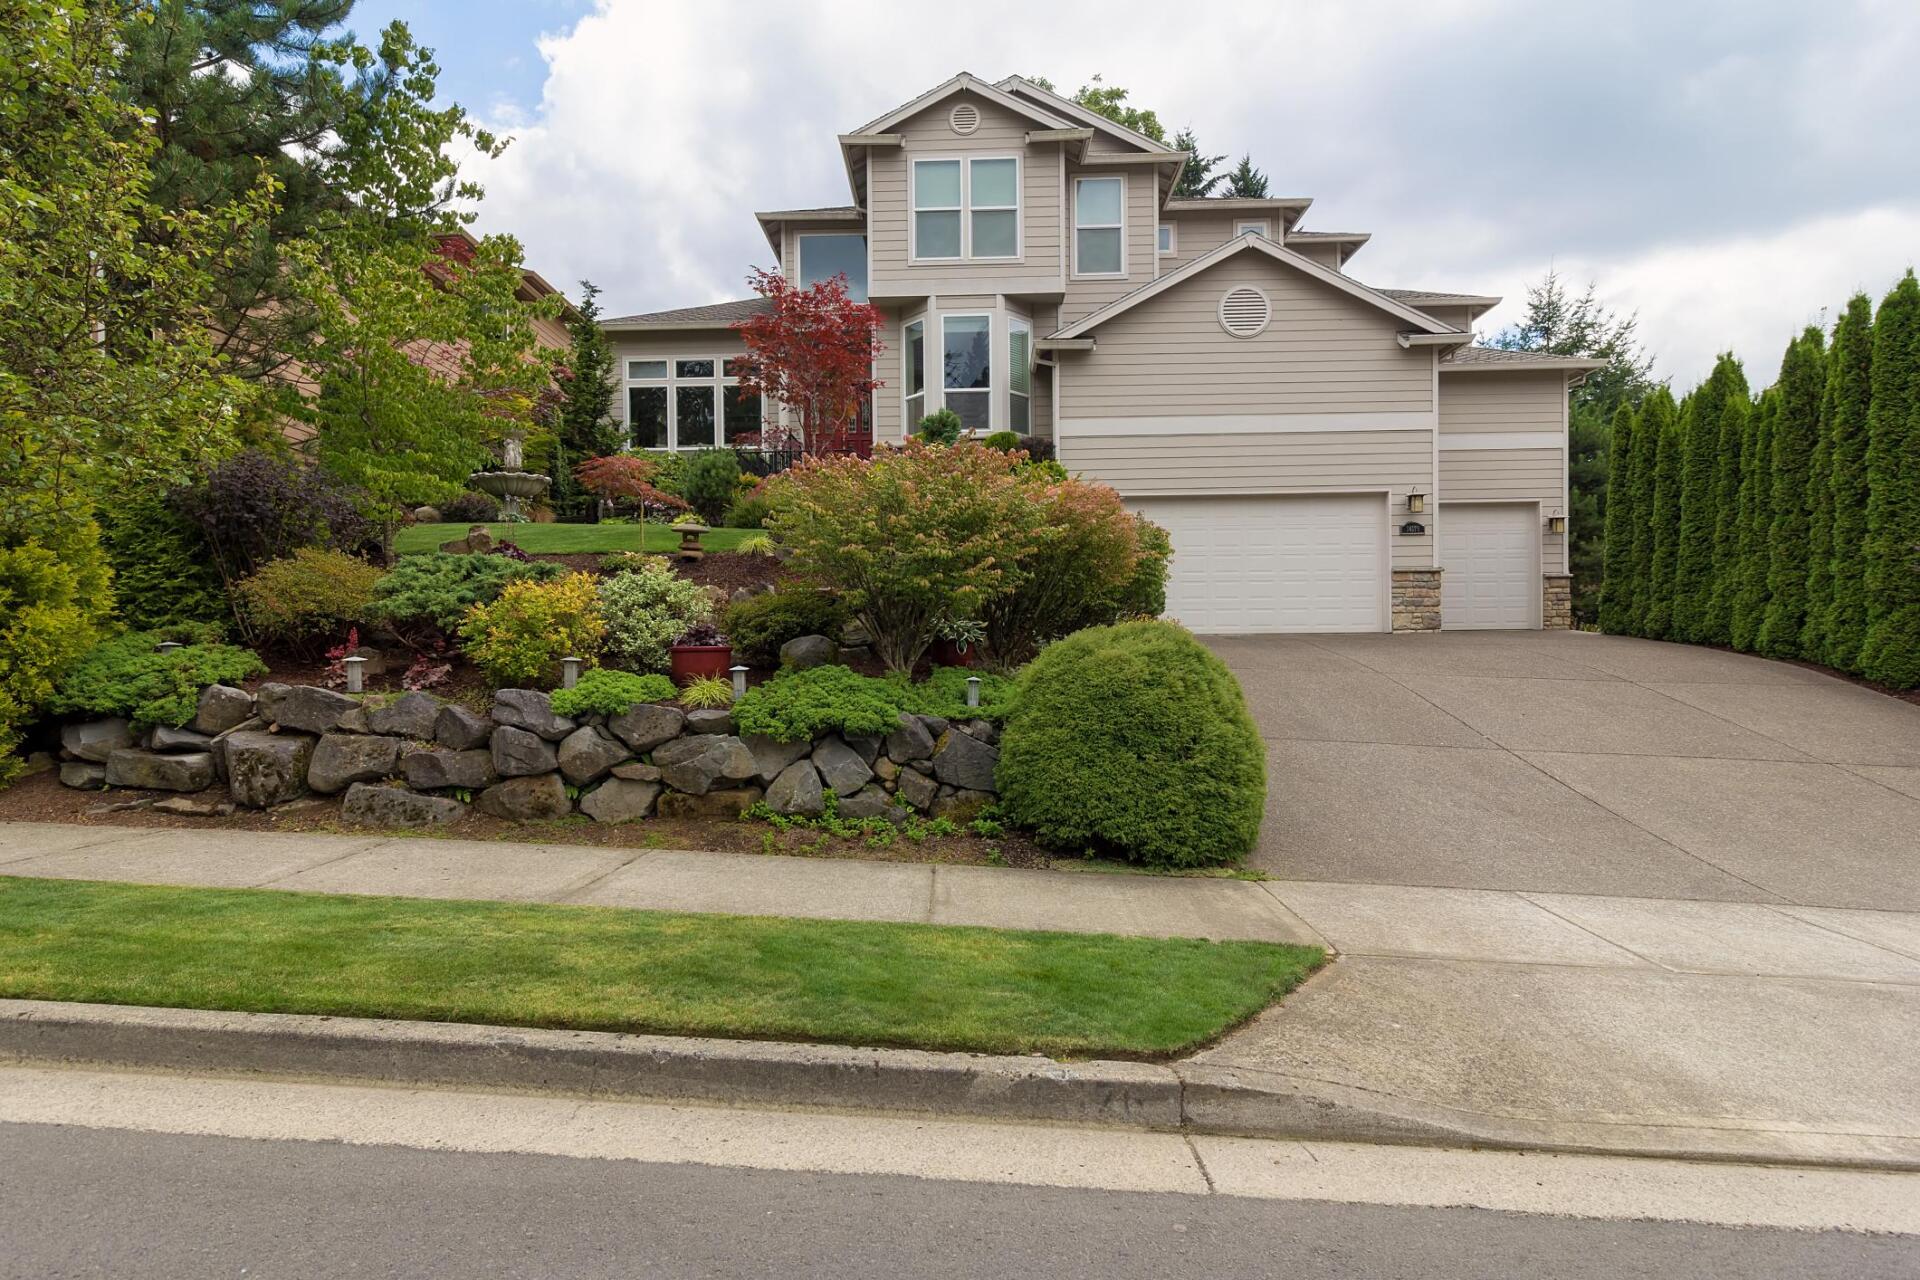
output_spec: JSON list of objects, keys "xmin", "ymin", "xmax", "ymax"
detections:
[{"xmin": 55, "ymin": 683, "xmax": 1001, "ymax": 827}]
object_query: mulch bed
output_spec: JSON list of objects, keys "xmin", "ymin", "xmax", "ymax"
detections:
[{"xmin": 0, "ymin": 769, "xmax": 1053, "ymax": 869}]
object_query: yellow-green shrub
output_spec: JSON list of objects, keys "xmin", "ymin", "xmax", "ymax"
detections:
[
  {"xmin": 0, "ymin": 524, "xmax": 115, "ymax": 784},
  {"xmin": 458, "ymin": 572, "xmax": 605, "ymax": 686},
  {"xmin": 233, "ymin": 548, "xmax": 382, "ymax": 648}
]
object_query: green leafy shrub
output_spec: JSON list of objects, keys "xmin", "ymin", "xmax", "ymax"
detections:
[
  {"xmin": 370, "ymin": 553, "xmax": 562, "ymax": 640},
  {"xmin": 892, "ymin": 666, "xmax": 1018, "ymax": 721},
  {"xmin": 598, "ymin": 551, "xmax": 666, "ymax": 576},
  {"xmin": 731, "ymin": 665, "xmax": 907, "ymax": 743},
  {"xmin": 233, "ymin": 548, "xmax": 384, "ymax": 649},
  {"xmin": 458, "ymin": 572, "xmax": 605, "ymax": 686},
  {"xmin": 679, "ymin": 449, "xmax": 742, "ymax": 524},
  {"xmin": 915, "ymin": 408, "xmax": 964, "ymax": 445},
  {"xmin": 721, "ymin": 589, "xmax": 850, "ymax": 667},
  {"xmin": 996, "ymin": 620, "xmax": 1265, "ymax": 869},
  {"xmin": 0, "ymin": 524, "xmax": 116, "ymax": 783},
  {"xmin": 724, "ymin": 489, "xmax": 773, "ymax": 529},
  {"xmin": 596, "ymin": 560, "xmax": 713, "ymax": 673},
  {"xmin": 49, "ymin": 630, "xmax": 266, "ymax": 732},
  {"xmin": 678, "ymin": 675, "xmax": 734, "ymax": 708},
  {"xmin": 549, "ymin": 669, "xmax": 675, "ymax": 717},
  {"xmin": 982, "ymin": 431, "xmax": 1022, "ymax": 452},
  {"xmin": 440, "ymin": 491, "xmax": 501, "ymax": 524},
  {"xmin": 1108, "ymin": 517, "xmax": 1172, "ymax": 620},
  {"xmin": 99, "ymin": 494, "xmax": 226, "ymax": 630},
  {"xmin": 172, "ymin": 449, "xmax": 372, "ymax": 589}
]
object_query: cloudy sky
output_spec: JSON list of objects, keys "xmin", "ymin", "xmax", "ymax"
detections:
[{"xmin": 349, "ymin": 0, "xmax": 1919, "ymax": 388}]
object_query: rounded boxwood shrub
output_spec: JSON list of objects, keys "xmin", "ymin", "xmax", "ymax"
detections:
[
  {"xmin": 440, "ymin": 491, "xmax": 501, "ymax": 524},
  {"xmin": 722, "ymin": 589, "xmax": 850, "ymax": 667},
  {"xmin": 995, "ymin": 620, "xmax": 1265, "ymax": 869},
  {"xmin": 550, "ymin": 669, "xmax": 676, "ymax": 717}
]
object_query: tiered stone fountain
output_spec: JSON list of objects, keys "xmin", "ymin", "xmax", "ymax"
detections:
[{"xmin": 467, "ymin": 434, "xmax": 550, "ymax": 518}]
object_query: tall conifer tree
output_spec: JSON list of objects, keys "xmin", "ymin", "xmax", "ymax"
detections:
[
  {"xmin": 1688, "ymin": 355, "xmax": 1750, "ymax": 644},
  {"xmin": 1820, "ymin": 293, "xmax": 1876, "ymax": 669},
  {"xmin": 1729, "ymin": 391, "xmax": 1776, "ymax": 651},
  {"xmin": 1642, "ymin": 389, "xmax": 1684, "ymax": 639},
  {"xmin": 1857, "ymin": 272, "xmax": 1920, "ymax": 687},
  {"xmin": 1622, "ymin": 381, "xmax": 1665, "ymax": 635},
  {"xmin": 1757, "ymin": 328, "xmax": 1828, "ymax": 657},
  {"xmin": 1597, "ymin": 403, "xmax": 1639, "ymax": 632}
]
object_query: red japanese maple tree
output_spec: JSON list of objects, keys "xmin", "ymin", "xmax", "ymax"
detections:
[{"xmin": 730, "ymin": 268, "xmax": 884, "ymax": 455}]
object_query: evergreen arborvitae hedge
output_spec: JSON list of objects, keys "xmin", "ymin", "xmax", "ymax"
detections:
[
  {"xmin": 1597, "ymin": 403, "xmax": 1639, "ymax": 633},
  {"xmin": 1670, "ymin": 382, "xmax": 1717, "ymax": 643},
  {"xmin": 1820, "ymin": 294, "xmax": 1876, "ymax": 669},
  {"xmin": 1621, "ymin": 383, "xmax": 1665, "ymax": 635},
  {"xmin": 1641, "ymin": 389, "xmax": 1684, "ymax": 639},
  {"xmin": 1727, "ymin": 392, "xmax": 1770, "ymax": 652},
  {"xmin": 1858, "ymin": 272, "xmax": 1920, "ymax": 688},
  {"xmin": 1698, "ymin": 356, "xmax": 1751, "ymax": 645},
  {"xmin": 1757, "ymin": 328, "xmax": 1828, "ymax": 658}
]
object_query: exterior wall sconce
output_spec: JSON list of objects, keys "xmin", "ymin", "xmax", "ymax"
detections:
[
  {"xmin": 1407, "ymin": 491, "xmax": 1426, "ymax": 514},
  {"xmin": 560, "ymin": 656, "xmax": 583, "ymax": 689},
  {"xmin": 965, "ymin": 675, "xmax": 982, "ymax": 709},
  {"xmin": 1546, "ymin": 511, "xmax": 1567, "ymax": 535},
  {"xmin": 730, "ymin": 664, "xmax": 749, "ymax": 700},
  {"xmin": 341, "ymin": 655, "xmax": 367, "ymax": 694}
]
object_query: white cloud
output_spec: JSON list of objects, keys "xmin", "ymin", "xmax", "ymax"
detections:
[{"xmin": 459, "ymin": 0, "xmax": 1920, "ymax": 386}]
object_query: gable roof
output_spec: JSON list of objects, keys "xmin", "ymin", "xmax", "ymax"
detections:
[
  {"xmin": 1050, "ymin": 234, "xmax": 1462, "ymax": 341},
  {"xmin": 851, "ymin": 72, "xmax": 1071, "ymax": 136},
  {"xmin": 753, "ymin": 205, "xmax": 862, "ymax": 253},
  {"xmin": 994, "ymin": 75, "xmax": 1179, "ymax": 155},
  {"xmin": 602, "ymin": 298, "xmax": 771, "ymax": 331},
  {"xmin": 1442, "ymin": 346, "xmax": 1607, "ymax": 372},
  {"xmin": 1378, "ymin": 288, "xmax": 1502, "ymax": 308}
]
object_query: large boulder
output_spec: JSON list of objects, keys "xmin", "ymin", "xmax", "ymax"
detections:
[
  {"xmin": 59, "ymin": 761, "xmax": 107, "ymax": 790},
  {"xmin": 611, "ymin": 761, "xmax": 663, "ymax": 782},
  {"xmin": 475, "ymin": 772, "xmax": 571, "ymax": 821},
  {"xmin": 266, "ymin": 685, "xmax": 358, "ymax": 735},
  {"xmin": 607, "ymin": 703, "xmax": 684, "ymax": 753},
  {"xmin": 765, "ymin": 759, "xmax": 825, "ymax": 817},
  {"xmin": 684, "ymin": 708, "xmax": 734, "ymax": 736},
  {"xmin": 401, "ymin": 747, "xmax": 498, "ymax": 791},
  {"xmin": 839, "ymin": 784, "xmax": 908, "ymax": 825},
  {"xmin": 341, "ymin": 782, "xmax": 466, "ymax": 828},
  {"xmin": 366, "ymin": 691, "xmax": 441, "ymax": 739},
  {"xmin": 490, "ymin": 689, "xmax": 574, "ymax": 741},
  {"xmin": 652, "ymin": 734, "xmax": 758, "ymax": 795},
  {"xmin": 883, "ymin": 713, "xmax": 935, "ymax": 764},
  {"xmin": 191, "ymin": 685, "xmax": 255, "ymax": 736},
  {"xmin": 149, "ymin": 725, "xmax": 213, "ymax": 753},
  {"xmin": 60, "ymin": 718, "xmax": 132, "ymax": 763},
  {"xmin": 932, "ymin": 788, "xmax": 994, "ymax": 822},
  {"xmin": 779, "ymin": 634, "xmax": 838, "ymax": 671},
  {"xmin": 306, "ymin": 732, "xmax": 402, "ymax": 794},
  {"xmin": 490, "ymin": 725, "xmax": 559, "ymax": 777},
  {"xmin": 557, "ymin": 726, "xmax": 631, "ymax": 786},
  {"xmin": 579, "ymin": 778, "xmax": 661, "ymax": 824},
  {"xmin": 894, "ymin": 767, "xmax": 938, "ymax": 813},
  {"xmin": 655, "ymin": 787, "xmax": 763, "ymax": 819},
  {"xmin": 931, "ymin": 728, "xmax": 998, "ymax": 793},
  {"xmin": 811, "ymin": 735, "xmax": 872, "ymax": 796},
  {"xmin": 105, "ymin": 748, "xmax": 215, "ymax": 792},
  {"xmin": 434, "ymin": 703, "xmax": 493, "ymax": 751},
  {"xmin": 224, "ymin": 731, "xmax": 315, "ymax": 808},
  {"xmin": 743, "ymin": 733, "xmax": 810, "ymax": 784}
]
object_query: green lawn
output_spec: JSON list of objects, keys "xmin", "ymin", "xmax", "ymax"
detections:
[
  {"xmin": 394, "ymin": 522, "xmax": 759, "ymax": 556},
  {"xmin": 0, "ymin": 877, "xmax": 1322, "ymax": 1058}
]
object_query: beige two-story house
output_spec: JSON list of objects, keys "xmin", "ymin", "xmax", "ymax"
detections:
[{"xmin": 603, "ymin": 73, "xmax": 1601, "ymax": 634}]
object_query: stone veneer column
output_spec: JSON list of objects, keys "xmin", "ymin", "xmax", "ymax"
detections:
[
  {"xmin": 1542, "ymin": 574, "xmax": 1573, "ymax": 629},
  {"xmin": 1391, "ymin": 569, "xmax": 1442, "ymax": 632}
]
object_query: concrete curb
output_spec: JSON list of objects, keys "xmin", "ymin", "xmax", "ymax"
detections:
[{"xmin": 5, "ymin": 999, "xmax": 1917, "ymax": 1172}]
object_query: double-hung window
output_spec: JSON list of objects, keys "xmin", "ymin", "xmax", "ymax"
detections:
[
  {"xmin": 1007, "ymin": 318, "xmax": 1031, "ymax": 432},
  {"xmin": 912, "ymin": 157, "xmax": 1020, "ymax": 261},
  {"xmin": 941, "ymin": 315, "xmax": 991, "ymax": 432},
  {"xmin": 1074, "ymin": 176, "xmax": 1125, "ymax": 276},
  {"xmin": 902, "ymin": 319, "xmax": 926, "ymax": 429}
]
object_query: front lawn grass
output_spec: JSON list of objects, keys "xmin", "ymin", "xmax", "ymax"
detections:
[
  {"xmin": 0, "ymin": 877, "xmax": 1322, "ymax": 1058},
  {"xmin": 393, "ymin": 522, "xmax": 758, "ymax": 556}
]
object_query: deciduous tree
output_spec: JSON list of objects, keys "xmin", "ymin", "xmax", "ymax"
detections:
[{"xmin": 730, "ymin": 269, "xmax": 883, "ymax": 456}]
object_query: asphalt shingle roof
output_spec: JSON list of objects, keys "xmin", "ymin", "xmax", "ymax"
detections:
[
  {"xmin": 602, "ymin": 298, "xmax": 773, "ymax": 327},
  {"xmin": 1444, "ymin": 345, "xmax": 1605, "ymax": 367},
  {"xmin": 1378, "ymin": 288, "xmax": 1497, "ymax": 305}
]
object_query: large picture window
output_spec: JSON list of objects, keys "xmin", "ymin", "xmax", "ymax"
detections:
[
  {"xmin": 622, "ymin": 355, "xmax": 763, "ymax": 451},
  {"xmin": 1074, "ymin": 176, "xmax": 1125, "ymax": 277},
  {"xmin": 797, "ymin": 233, "xmax": 868, "ymax": 301},
  {"xmin": 902, "ymin": 319, "xmax": 925, "ymax": 430},
  {"xmin": 942, "ymin": 314, "xmax": 991, "ymax": 432}
]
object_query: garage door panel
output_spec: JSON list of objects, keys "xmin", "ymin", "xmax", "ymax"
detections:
[
  {"xmin": 1439, "ymin": 503, "xmax": 1538, "ymax": 630},
  {"xmin": 1128, "ymin": 494, "xmax": 1386, "ymax": 635}
]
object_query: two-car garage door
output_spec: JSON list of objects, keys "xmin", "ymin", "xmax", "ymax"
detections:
[{"xmin": 1126, "ymin": 494, "xmax": 1387, "ymax": 634}]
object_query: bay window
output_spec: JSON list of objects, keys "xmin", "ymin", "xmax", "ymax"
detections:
[
  {"xmin": 942, "ymin": 314, "xmax": 991, "ymax": 432},
  {"xmin": 1074, "ymin": 176, "xmax": 1125, "ymax": 276},
  {"xmin": 902, "ymin": 319, "xmax": 925, "ymax": 429},
  {"xmin": 1008, "ymin": 317, "xmax": 1031, "ymax": 433}
]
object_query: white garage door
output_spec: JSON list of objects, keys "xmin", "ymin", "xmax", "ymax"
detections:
[
  {"xmin": 1439, "ymin": 502, "xmax": 1539, "ymax": 629},
  {"xmin": 1127, "ymin": 494, "xmax": 1387, "ymax": 634}
]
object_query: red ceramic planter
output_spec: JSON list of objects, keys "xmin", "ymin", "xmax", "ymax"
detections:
[
  {"xmin": 928, "ymin": 638, "xmax": 977, "ymax": 668},
  {"xmin": 670, "ymin": 644, "xmax": 734, "ymax": 685}
]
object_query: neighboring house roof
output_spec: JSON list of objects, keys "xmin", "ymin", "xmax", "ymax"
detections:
[
  {"xmin": 993, "ymin": 75, "xmax": 1179, "ymax": 155},
  {"xmin": 433, "ymin": 229, "xmax": 582, "ymax": 323},
  {"xmin": 1442, "ymin": 346, "xmax": 1607, "ymax": 372},
  {"xmin": 602, "ymin": 298, "xmax": 772, "ymax": 331},
  {"xmin": 754, "ymin": 205, "xmax": 862, "ymax": 253},
  {"xmin": 1051, "ymin": 233, "xmax": 1463, "ymax": 341}
]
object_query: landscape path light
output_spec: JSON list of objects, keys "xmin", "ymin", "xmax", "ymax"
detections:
[
  {"xmin": 561, "ymin": 657, "xmax": 583, "ymax": 689},
  {"xmin": 730, "ymin": 665, "xmax": 749, "ymax": 700},
  {"xmin": 965, "ymin": 675, "xmax": 981, "ymax": 709},
  {"xmin": 341, "ymin": 655, "xmax": 367, "ymax": 694}
]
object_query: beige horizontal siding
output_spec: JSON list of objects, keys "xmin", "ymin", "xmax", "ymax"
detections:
[
  {"xmin": 871, "ymin": 304, "xmax": 903, "ymax": 441},
  {"xmin": 1063, "ymin": 429, "xmax": 1434, "ymax": 569},
  {"xmin": 1057, "ymin": 252, "xmax": 1435, "ymax": 417},
  {"xmin": 1057, "ymin": 164, "xmax": 1159, "ymax": 327},
  {"xmin": 1163, "ymin": 213, "xmax": 1235, "ymax": 268},
  {"xmin": 1440, "ymin": 448, "xmax": 1565, "ymax": 573},
  {"xmin": 1439, "ymin": 371, "xmax": 1567, "ymax": 432}
]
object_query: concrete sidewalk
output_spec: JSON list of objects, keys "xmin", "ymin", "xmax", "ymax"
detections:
[{"xmin": 4, "ymin": 819, "xmax": 1918, "ymax": 1168}]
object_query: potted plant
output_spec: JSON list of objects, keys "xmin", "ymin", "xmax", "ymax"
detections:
[
  {"xmin": 669, "ymin": 621, "xmax": 733, "ymax": 685},
  {"xmin": 928, "ymin": 615, "xmax": 984, "ymax": 669}
]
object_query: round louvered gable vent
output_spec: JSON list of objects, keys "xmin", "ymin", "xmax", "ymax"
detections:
[
  {"xmin": 1219, "ymin": 286, "xmax": 1271, "ymax": 338},
  {"xmin": 949, "ymin": 102, "xmax": 980, "ymax": 135}
]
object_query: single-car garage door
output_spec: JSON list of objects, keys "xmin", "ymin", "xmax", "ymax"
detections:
[
  {"xmin": 1439, "ymin": 502, "xmax": 1539, "ymax": 629},
  {"xmin": 1127, "ymin": 494, "xmax": 1387, "ymax": 634}
]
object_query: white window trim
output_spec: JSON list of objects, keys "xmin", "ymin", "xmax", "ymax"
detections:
[
  {"xmin": 1157, "ymin": 222, "xmax": 1177, "ymax": 255},
  {"xmin": 1234, "ymin": 218, "xmax": 1271, "ymax": 239},
  {"xmin": 1072, "ymin": 174, "xmax": 1128, "ymax": 280},
  {"xmin": 901, "ymin": 316, "xmax": 927, "ymax": 434},
  {"xmin": 622, "ymin": 356, "xmax": 765, "ymax": 452},
  {"xmin": 909, "ymin": 155, "xmax": 1023, "ymax": 264},
  {"xmin": 940, "ymin": 312, "xmax": 994, "ymax": 431},
  {"xmin": 1007, "ymin": 315, "xmax": 1032, "ymax": 433},
  {"xmin": 795, "ymin": 231, "xmax": 870, "ymax": 299}
]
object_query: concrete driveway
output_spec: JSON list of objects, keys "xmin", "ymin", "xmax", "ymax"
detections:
[{"xmin": 1208, "ymin": 631, "xmax": 1920, "ymax": 910}]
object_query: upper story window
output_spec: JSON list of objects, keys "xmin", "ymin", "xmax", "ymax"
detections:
[
  {"xmin": 1157, "ymin": 223, "xmax": 1176, "ymax": 255},
  {"xmin": 1235, "ymin": 218, "xmax": 1270, "ymax": 238},
  {"xmin": 797, "ymin": 233, "xmax": 868, "ymax": 301},
  {"xmin": 912, "ymin": 157, "xmax": 1021, "ymax": 262},
  {"xmin": 1073, "ymin": 176, "xmax": 1125, "ymax": 277}
]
